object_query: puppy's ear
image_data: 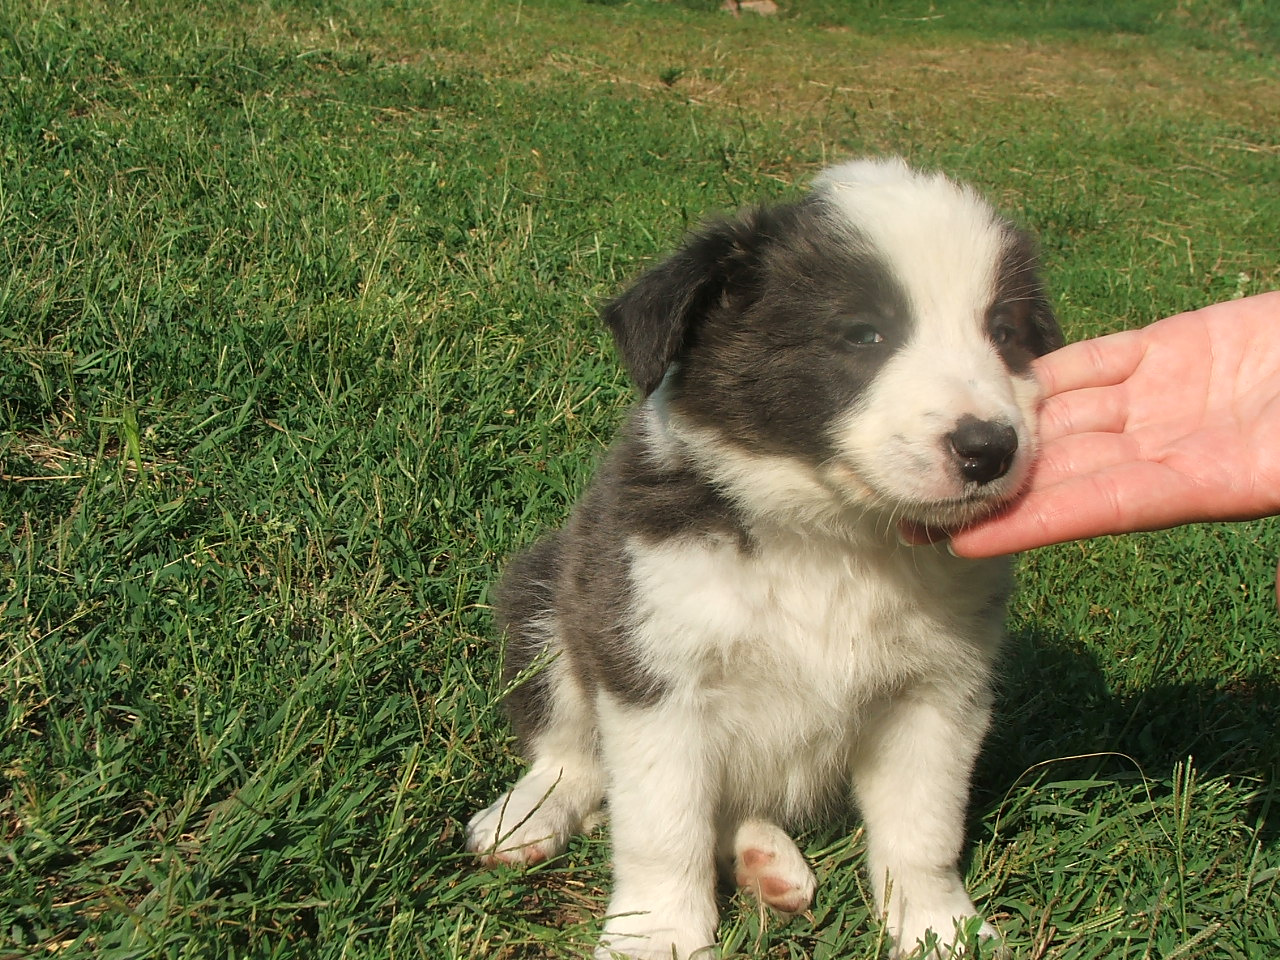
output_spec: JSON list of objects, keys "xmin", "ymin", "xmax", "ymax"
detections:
[
  {"xmin": 1030, "ymin": 301, "xmax": 1064, "ymax": 356},
  {"xmin": 603, "ymin": 213, "xmax": 764, "ymax": 397},
  {"xmin": 1000, "ymin": 226, "xmax": 1064, "ymax": 357}
]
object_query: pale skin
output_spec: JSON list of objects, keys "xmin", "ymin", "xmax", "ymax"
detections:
[{"xmin": 948, "ymin": 292, "xmax": 1280, "ymax": 582}]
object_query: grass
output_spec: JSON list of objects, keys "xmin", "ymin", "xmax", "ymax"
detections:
[{"xmin": 1, "ymin": 0, "xmax": 1277, "ymax": 957}]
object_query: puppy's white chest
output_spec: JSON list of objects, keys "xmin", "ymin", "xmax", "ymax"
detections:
[{"xmin": 625, "ymin": 533, "xmax": 998, "ymax": 703}]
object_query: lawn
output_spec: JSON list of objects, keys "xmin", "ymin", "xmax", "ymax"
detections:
[{"xmin": 1, "ymin": 1, "xmax": 1278, "ymax": 957}]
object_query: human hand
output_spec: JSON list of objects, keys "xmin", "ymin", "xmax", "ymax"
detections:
[{"xmin": 949, "ymin": 291, "xmax": 1280, "ymax": 558}]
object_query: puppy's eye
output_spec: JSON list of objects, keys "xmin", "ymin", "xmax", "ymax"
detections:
[
  {"xmin": 843, "ymin": 322, "xmax": 885, "ymax": 346},
  {"xmin": 990, "ymin": 323, "xmax": 1016, "ymax": 347},
  {"xmin": 986, "ymin": 306, "xmax": 1018, "ymax": 347}
]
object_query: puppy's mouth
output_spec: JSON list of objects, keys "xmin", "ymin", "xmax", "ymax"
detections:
[
  {"xmin": 826, "ymin": 458, "xmax": 1021, "ymax": 532},
  {"xmin": 896, "ymin": 487, "xmax": 1026, "ymax": 546},
  {"xmin": 900, "ymin": 491, "xmax": 1012, "ymax": 531},
  {"xmin": 896, "ymin": 517, "xmax": 953, "ymax": 547}
]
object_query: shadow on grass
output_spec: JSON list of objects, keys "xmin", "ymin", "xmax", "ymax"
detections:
[{"xmin": 976, "ymin": 624, "xmax": 1280, "ymax": 843}]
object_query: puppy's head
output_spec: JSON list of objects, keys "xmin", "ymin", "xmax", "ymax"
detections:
[{"xmin": 604, "ymin": 157, "xmax": 1062, "ymax": 530}]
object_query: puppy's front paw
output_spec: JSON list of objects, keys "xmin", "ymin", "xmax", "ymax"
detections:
[
  {"xmin": 892, "ymin": 912, "xmax": 998, "ymax": 958},
  {"xmin": 593, "ymin": 931, "xmax": 715, "ymax": 960},
  {"xmin": 594, "ymin": 897, "xmax": 716, "ymax": 960}
]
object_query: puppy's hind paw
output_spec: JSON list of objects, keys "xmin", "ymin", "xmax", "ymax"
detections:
[
  {"xmin": 466, "ymin": 790, "xmax": 567, "ymax": 867},
  {"xmin": 731, "ymin": 819, "xmax": 816, "ymax": 915}
]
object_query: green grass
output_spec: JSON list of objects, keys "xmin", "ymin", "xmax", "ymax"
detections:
[{"xmin": 1, "ymin": 0, "xmax": 1277, "ymax": 957}]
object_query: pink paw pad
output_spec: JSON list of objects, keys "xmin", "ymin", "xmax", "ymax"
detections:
[
  {"xmin": 478, "ymin": 842, "xmax": 549, "ymax": 868},
  {"xmin": 735, "ymin": 846, "xmax": 814, "ymax": 914}
]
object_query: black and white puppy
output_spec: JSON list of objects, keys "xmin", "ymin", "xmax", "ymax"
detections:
[{"xmin": 468, "ymin": 158, "xmax": 1062, "ymax": 959}]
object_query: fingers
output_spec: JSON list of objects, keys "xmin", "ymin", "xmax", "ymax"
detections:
[
  {"xmin": 948, "ymin": 473, "xmax": 1128, "ymax": 557},
  {"xmin": 1034, "ymin": 328, "xmax": 1148, "ymax": 397},
  {"xmin": 962, "ymin": 293, "xmax": 1280, "ymax": 558},
  {"xmin": 1038, "ymin": 385, "xmax": 1132, "ymax": 443},
  {"xmin": 1031, "ymin": 330, "xmax": 1153, "ymax": 444},
  {"xmin": 950, "ymin": 460, "xmax": 1214, "ymax": 557}
]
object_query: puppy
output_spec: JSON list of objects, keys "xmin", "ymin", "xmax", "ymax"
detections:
[{"xmin": 468, "ymin": 157, "xmax": 1061, "ymax": 959}]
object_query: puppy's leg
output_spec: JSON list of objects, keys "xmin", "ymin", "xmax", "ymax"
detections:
[
  {"xmin": 468, "ymin": 654, "xmax": 604, "ymax": 866},
  {"xmin": 470, "ymin": 536, "xmax": 605, "ymax": 864},
  {"xmin": 729, "ymin": 818, "xmax": 816, "ymax": 916},
  {"xmin": 851, "ymin": 681, "xmax": 996, "ymax": 958},
  {"xmin": 594, "ymin": 694, "xmax": 719, "ymax": 960}
]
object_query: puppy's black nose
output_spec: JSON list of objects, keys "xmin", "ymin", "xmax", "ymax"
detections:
[{"xmin": 947, "ymin": 417, "xmax": 1018, "ymax": 484}]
